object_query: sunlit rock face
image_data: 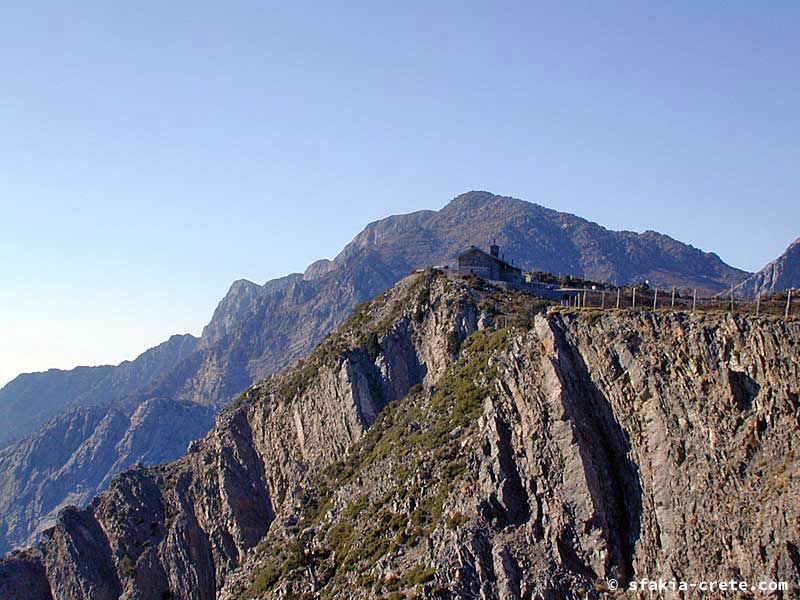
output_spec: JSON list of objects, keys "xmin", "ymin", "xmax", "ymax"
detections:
[
  {"xmin": 734, "ymin": 237, "xmax": 800, "ymax": 297},
  {"xmin": 3, "ymin": 271, "xmax": 797, "ymax": 600}
]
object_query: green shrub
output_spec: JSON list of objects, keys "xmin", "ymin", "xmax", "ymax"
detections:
[
  {"xmin": 400, "ymin": 564, "xmax": 436, "ymax": 587},
  {"xmin": 248, "ymin": 559, "xmax": 282, "ymax": 594},
  {"xmin": 581, "ymin": 310, "xmax": 603, "ymax": 324},
  {"xmin": 117, "ymin": 554, "xmax": 135, "ymax": 579},
  {"xmin": 447, "ymin": 512, "xmax": 469, "ymax": 530}
]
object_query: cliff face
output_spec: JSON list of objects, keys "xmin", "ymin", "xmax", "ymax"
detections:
[
  {"xmin": 0, "ymin": 192, "xmax": 751, "ymax": 556},
  {"xmin": 225, "ymin": 307, "xmax": 799, "ymax": 599},
  {"xmin": 6, "ymin": 191, "xmax": 748, "ymax": 432},
  {"xmin": 0, "ymin": 399, "xmax": 215, "ymax": 555},
  {"xmin": 0, "ymin": 271, "xmax": 474, "ymax": 599},
  {"xmin": 2, "ymin": 272, "xmax": 798, "ymax": 599},
  {"xmin": 135, "ymin": 191, "xmax": 752, "ymax": 410}
]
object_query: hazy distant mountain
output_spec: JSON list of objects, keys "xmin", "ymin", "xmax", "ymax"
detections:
[
  {"xmin": 0, "ymin": 190, "xmax": 750, "ymax": 553},
  {"xmin": 0, "ymin": 334, "xmax": 199, "ymax": 448},
  {"xmin": 733, "ymin": 237, "xmax": 800, "ymax": 297},
  {"xmin": 0, "ymin": 399, "xmax": 214, "ymax": 555},
  {"xmin": 335, "ymin": 191, "xmax": 747, "ymax": 291}
]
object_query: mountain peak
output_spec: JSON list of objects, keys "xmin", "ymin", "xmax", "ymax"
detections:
[
  {"xmin": 0, "ymin": 191, "xmax": 753, "ymax": 556},
  {"xmin": 734, "ymin": 236, "xmax": 800, "ymax": 296},
  {"xmin": 444, "ymin": 190, "xmax": 534, "ymax": 214},
  {"xmin": 448, "ymin": 189, "xmax": 498, "ymax": 205}
]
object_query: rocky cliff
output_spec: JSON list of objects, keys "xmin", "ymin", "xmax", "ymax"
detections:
[
  {"xmin": 3, "ymin": 192, "xmax": 749, "ymax": 439},
  {"xmin": 734, "ymin": 237, "xmax": 800, "ymax": 297},
  {"xmin": 2, "ymin": 271, "xmax": 797, "ymax": 599},
  {"xmin": 133, "ymin": 191, "xmax": 752, "ymax": 410},
  {"xmin": 0, "ymin": 399, "xmax": 215, "ymax": 555},
  {"xmin": 0, "ymin": 191, "xmax": 752, "ymax": 566}
]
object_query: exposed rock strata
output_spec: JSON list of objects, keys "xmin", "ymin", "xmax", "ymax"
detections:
[
  {"xmin": 2, "ymin": 271, "xmax": 797, "ymax": 599},
  {"xmin": 0, "ymin": 399, "xmax": 214, "ymax": 554},
  {"xmin": 3, "ymin": 191, "xmax": 749, "ymax": 439},
  {"xmin": 0, "ymin": 192, "xmax": 751, "ymax": 556}
]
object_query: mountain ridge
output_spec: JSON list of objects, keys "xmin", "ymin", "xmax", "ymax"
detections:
[
  {"xmin": 0, "ymin": 190, "xmax": 752, "ymax": 555},
  {"xmin": 0, "ymin": 333, "xmax": 200, "ymax": 448},
  {"xmin": 1, "ymin": 270, "xmax": 797, "ymax": 599},
  {"xmin": 733, "ymin": 236, "xmax": 800, "ymax": 297}
]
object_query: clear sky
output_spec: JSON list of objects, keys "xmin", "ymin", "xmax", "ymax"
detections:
[{"xmin": 1, "ymin": 2, "xmax": 798, "ymax": 387}]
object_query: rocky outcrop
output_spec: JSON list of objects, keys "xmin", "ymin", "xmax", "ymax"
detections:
[
  {"xmin": 734, "ymin": 236, "xmax": 800, "ymax": 297},
  {"xmin": 2, "ymin": 272, "xmax": 798, "ymax": 599},
  {"xmin": 2, "ymin": 192, "xmax": 749, "ymax": 444},
  {"xmin": 0, "ymin": 399, "xmax": 214, "ymax": 555},
  {"xmin": 547, "ymin": 311, "xmax": 799, "ymax": 591},
  {"xmin": 225, "ymin": 303, "xmax": 798, "ymax": 599},
  {"xmin": 0, "ymin": 272, "xmax": 479, "ymax": 598},
  {"xmin": 133, "ymin": 192, "xmax": 752, "ymax": 410},
  {"xmin": 0, "ymin": 549, "xmax": 53, "ymax": 600},
  {"xmin": 0, "ymin": 192, "xmax": 752, "ymax": 566},
  {"xmin": 199, "ymin": 275, "xmax": 304, "ymax": 349}
]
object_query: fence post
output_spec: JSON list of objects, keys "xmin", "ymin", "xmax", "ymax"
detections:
[
  {"xmin": 616, "ymin": 288, "xmax": 621, "ymax": 309},
  {"xmin": 632, "ymin": 287, "xmax": 636, "ymax": 309},
  {"xmin": 583, "ymin": 290, "xmax": 587, "ymax": 308},
  {"xmin": 755, "ymin": 293, "xmax": 760, "ymax": 317},
  {"xmin": 692, "ymin": 288, "xmax": 697, "ymax": 313},
  {"xmin": 730, "ymin": 284, "xmax": 735, "ymax": 313},
  {"xmin": 787, "ymin": 290, "xmax": 792, "ymax": 319},
  {"xmin": 653, "ymin": 287, "xmax": 658, "ymax": 311},
  {"xmin": 671, "ymin": 287, "xmax": 675, "ymax": 309},
  {"xmin": 601, "ymin": 290, "xmax": 606, "ymax": 309}
]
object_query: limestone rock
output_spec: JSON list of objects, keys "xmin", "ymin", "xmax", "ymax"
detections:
[{"xmin": 3, "ymin": 271, "xmax": 798, "ymax": 599}]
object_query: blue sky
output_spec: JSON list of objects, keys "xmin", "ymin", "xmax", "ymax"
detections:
[{"xmin": 1, "ymin": 1, "xmax": 798, "ymax": 386}]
